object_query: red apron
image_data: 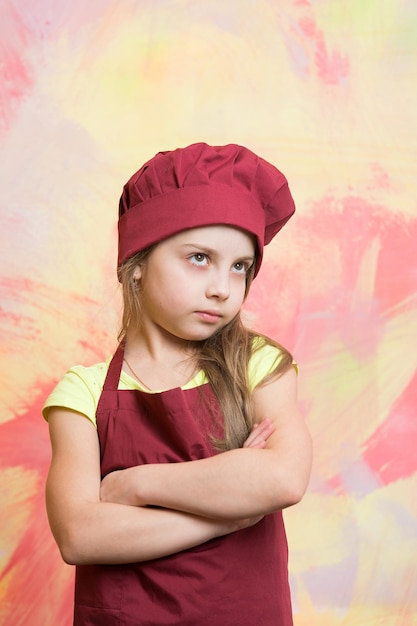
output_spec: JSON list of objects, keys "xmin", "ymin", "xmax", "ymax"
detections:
[{"xmin": 73, "ymin": 344, "xmax": 293, "ymax": 625}]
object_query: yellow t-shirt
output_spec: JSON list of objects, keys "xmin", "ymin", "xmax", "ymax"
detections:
[{"xmin": 43, "ymin": 339, "xmax": 292, "ymax": 427}]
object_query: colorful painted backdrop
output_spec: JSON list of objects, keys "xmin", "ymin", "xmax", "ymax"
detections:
[{"xmin": 1, "ymin": 1, "xmax": 416, "ymax": 624}]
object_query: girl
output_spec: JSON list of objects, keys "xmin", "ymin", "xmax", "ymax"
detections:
[{"xmin": 44, "ymin": 142, "xmax": 312, "ymax": 626}]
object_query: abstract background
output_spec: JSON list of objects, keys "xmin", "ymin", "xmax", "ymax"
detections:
[{"xmin": 1, "ymin": 1, "xmax": 416, "ymax": 624}]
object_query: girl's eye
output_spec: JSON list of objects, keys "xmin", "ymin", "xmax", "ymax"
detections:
[
  {"xmin": 189, "ymin": 253, "xmax": 209, "ymax": 266},
  {"xmin": 232, "ymin": 261, "xmax": 249, "ymax": 274}
]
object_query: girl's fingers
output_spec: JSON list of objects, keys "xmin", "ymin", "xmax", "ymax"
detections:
[{"xmin": 243, "ymin": 419, "xmax": 275, "ymax": 448}]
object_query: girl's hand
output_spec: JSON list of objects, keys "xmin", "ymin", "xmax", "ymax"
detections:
[
  {"xmin": 242, "ymin": 418, "xmax": 275, "ymax": 449},
  {"xmin": 212, "ymin": 513, "xmax": 265, "ymax": 539},
  {"xmin": 231, "ymin": 514, "xmax": 265, "ymax": 532}
]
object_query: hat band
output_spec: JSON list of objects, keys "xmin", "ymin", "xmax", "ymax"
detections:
[{"xmin": 118, "ymin": 183, "xmax": 266, "ymax": 271}]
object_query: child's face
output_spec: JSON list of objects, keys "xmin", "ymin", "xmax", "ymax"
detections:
[{"xmin": 133, "ymin": 225, "xmax": 256, "ymax": 342}]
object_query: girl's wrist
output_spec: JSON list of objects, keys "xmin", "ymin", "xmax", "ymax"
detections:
[{"xmin": 133, "ymin": 463, "xmax": 152, "ymax": 506}]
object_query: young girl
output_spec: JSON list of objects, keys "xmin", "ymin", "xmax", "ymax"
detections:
[{"xmin": 44, "ymin": 142, "xmax": 312, "ymax": 626}]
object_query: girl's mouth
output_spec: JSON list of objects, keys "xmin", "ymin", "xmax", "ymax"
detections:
[{"xmin": 195, "ymin": 310, "xmax": 222, "ymax": 323}]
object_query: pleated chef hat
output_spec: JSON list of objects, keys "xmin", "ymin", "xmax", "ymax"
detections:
[{"xmin": 118, "ymin": 142, "xmax": 295, "ymax": 277}]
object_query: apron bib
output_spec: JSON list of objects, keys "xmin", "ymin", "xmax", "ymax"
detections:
[{"xmin": 74, "ymin": 344, "xmax": 293, "ymax": 626}]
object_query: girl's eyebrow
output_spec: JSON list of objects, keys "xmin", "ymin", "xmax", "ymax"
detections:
[{"xmin": 180, "ymin": 243, "xmax": 216, "ymax": 254}]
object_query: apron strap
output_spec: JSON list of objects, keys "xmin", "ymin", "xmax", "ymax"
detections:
[{"xmin": 102, "ymin": 342, "xmax": 125, "ymax": 391}]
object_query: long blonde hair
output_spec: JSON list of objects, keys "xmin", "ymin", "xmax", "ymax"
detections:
[{"xmin": 117, "ymin": 248, "xmax": 294, "ymax": 451}]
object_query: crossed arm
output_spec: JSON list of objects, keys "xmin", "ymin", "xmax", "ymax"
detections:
[{"xmin": 46, "ymin": 367, "xmax": 312, "ymax": 565}]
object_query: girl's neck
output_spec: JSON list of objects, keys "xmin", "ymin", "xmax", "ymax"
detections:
[
  {"xmin": 122, "ymin": 331, "xmax": 198, "ymax": 392},
  {"xmin": 124, "ymin": 327, "xmax": 196, "ymax": 361}
]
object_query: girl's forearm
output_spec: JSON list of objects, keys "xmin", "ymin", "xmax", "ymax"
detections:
[
  {"xmin": 139, "ymin": 449, "xmax": 299, "ymax": 518},
  {"xmin": 51, "ymin": 500, "xmax": 252, "ymax": 566},
  {"xmin": 102, "ymin": 445, "xmax": 309, "ymax": 520}
]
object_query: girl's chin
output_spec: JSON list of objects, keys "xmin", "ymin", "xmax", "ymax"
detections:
[{"xmin": 177, "ymin": 327, "xmax": 223, "ymax": 343}]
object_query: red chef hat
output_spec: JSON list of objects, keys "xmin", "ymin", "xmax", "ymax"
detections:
[{"xmin": 118, "ymin": 142, "xmax": 295, "ymax": 277}]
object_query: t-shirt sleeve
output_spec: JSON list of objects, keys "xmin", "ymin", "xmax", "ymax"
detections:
[
  {"xmin": 42, "ymin": 364, "xmax": 106, "ymax": 427},
  {"xmin": 248, "ymin": 339, "xmax": 297, "ymax": 392}
]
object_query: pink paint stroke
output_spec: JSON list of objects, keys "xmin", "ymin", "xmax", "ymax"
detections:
[
  {"xmin": 363, "ymin": 369, "xmax": 417, "ymax": 484},
  {"xmin": 0, "ymin": 4, "xmax": 37, "ymax": 131},
  {"xmin": 283, "ymin": 3, "xmax": 350, "ymax": 84},
  {"xmin": 0, "ymin": 390, "xmax": 74, "ymax": 625}
]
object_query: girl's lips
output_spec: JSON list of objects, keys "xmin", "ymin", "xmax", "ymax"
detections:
[{"xmin": 195, "ymin": 310, "xmax": 222, "ymax": 323}]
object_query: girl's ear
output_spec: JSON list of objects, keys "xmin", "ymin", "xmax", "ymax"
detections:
[{"xmin": 133, "ymin": 265, "xmax": 142, "ymax": 281}]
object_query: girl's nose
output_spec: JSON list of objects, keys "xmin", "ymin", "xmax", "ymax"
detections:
[{"xmin": 206, "ymin": 270, "xmax": 230, "ymax": 300}]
